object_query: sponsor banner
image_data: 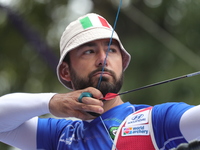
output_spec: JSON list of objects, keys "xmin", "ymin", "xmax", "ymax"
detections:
[
  {"xmin": 125, "ymin": 109, "xmax": 150, "ymax": 126},
  {"xmin": 122, "ymin": 124, "xmax": 149, "ymax": 136}
]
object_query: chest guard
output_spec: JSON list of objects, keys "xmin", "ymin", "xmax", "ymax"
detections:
[{"xmin": 112, "ymin": 107, "xmax": 159, "ymax": 150}]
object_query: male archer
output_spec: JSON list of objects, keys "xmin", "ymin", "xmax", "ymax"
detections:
[{"xmin": 0, "ymin": 13, "xmax": 200, "ymax": 150}]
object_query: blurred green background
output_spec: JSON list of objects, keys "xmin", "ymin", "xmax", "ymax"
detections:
[{"xmin": 0, "ymin": 0, "xmax": 200, "ymax": 149}]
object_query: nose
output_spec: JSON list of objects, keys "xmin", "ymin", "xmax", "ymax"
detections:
[{"xmin": 95, "ymin": 50, "xmax": 108, "ymax": 67}]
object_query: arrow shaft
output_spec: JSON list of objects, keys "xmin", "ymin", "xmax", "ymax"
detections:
[
  {"xmin": 186, "ymin": 71, "xmax": 200, "ymax": 77},
  {"xmin": 118, "ymin": 71, "xmax": 200, "ymax": 96}
]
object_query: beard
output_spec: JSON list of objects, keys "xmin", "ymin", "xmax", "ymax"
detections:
[{"xmin": 69, "ymin": 67, "xmax": 123, "ymax": 96}]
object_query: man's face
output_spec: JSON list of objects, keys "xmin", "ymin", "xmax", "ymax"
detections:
[{"xmin": 67, "ymin": 39, "xmax": 123, "ymax": 96}]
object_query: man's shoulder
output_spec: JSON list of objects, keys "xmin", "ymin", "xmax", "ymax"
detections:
[
  {"xmin": 131, "ymin": 102, "xmax": 193, "ymax": 113},
  {"xmin": 153, "ymin": 102, "xmax": 193, "ymax": 110},
  {"xmin": 131, "ymin": 103, "xmax": 152, "ymax": 111},
  {"xmin": 151, "ymin": 102, "xmax": 194, "ymax": 119}
]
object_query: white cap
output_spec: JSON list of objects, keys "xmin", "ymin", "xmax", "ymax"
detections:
[{"xmin": 57, "ymin": 13, "xmax": 131, "ymax": 89}]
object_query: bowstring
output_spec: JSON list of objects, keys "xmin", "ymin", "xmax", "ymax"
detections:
[
  {"xmin": 96, "ymin": 0, "xmax": 122, "ymax": 89},
  {"xmin": 100, "ymin": 116, "xmax": 118, "ymax": 150},
  {"xmin": 97, "ymin": 1, "xmax": 122, "ymax": 149}
]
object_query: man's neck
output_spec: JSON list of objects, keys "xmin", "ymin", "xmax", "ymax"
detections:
[{"xmin": 103, "ymin": 96, "xmax": 124, "ymax": 113}]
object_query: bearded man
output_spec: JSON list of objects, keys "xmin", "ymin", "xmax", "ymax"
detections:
[{"xmin": 0, "ymin": 13, "xmax": 200, "ymax": 150}]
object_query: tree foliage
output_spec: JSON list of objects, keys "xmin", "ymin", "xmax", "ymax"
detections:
[{"xmin": 0, "ymin": 0, "xmax": 200, "ymax": 149}]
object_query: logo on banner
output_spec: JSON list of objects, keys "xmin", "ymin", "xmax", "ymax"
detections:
[
  {"xmin": 131, "ymin": 114, "xmax": 144, "ymax": 121},
  {"xmin": 125, "ymin": 110, "xmax": 150, "ymax": 126},
  {"xmin": 122, "ymin": 124, "xmax": 149, "ymax": 136}
]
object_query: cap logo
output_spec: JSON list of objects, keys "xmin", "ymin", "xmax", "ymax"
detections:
[{"xmin": 80, "ymin": 15, "xmax": 110, "ymax": 29}]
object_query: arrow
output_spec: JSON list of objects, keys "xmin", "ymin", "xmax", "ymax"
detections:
[{"xmin": 101, "ymin": 71, "xmax": 200, "ymax": 100}]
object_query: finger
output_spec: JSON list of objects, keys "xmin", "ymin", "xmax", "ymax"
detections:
[
  {"xmin": 75, "ymin": 103, "xmax": 104, "ymax": 114},
  {"xmin": 76, "ymin": 92, "xmax": 103, "ymax": 117},
  {"xmin": 83, "ymin": 87, "xmax": 103, "ymax": 100},
  {"xmin": 77, "ymin": 92, "xmax": 92, "ymax": 103},
  {"xmin": 81, "ymin": 97, "xmax": 103, "ymax": 106}
]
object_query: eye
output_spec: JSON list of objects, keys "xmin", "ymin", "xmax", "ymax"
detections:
[
  {"xmin": 107, "ymin": 44, "xmax": 120, "ymax": 53},
  {"xmin": 108, "ymin": 48, "xmax": 116, "ymax": 53},
  {"xmin": 83, "ymin": 50, "xmax": 94, "ymax": 55}
]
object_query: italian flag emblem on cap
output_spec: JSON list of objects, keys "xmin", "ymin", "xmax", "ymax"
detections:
[{"xmin": 80, "ymin": 15, "xmax": 111, "ymax": 29}]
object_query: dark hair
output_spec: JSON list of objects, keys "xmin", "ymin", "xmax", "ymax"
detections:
[{"xmin": 63, "ymin": 53, "xmax": 70, "ymax": 65}]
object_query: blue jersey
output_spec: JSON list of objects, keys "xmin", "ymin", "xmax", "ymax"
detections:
[{"xmin": 37, "ymin": 102, "xmax": 193, "ymax": 150}]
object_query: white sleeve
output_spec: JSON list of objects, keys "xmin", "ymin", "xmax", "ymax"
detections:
[
  {"xmin": 0, "ymin": 117, "xmax": 38, "ymax": 150},
  {"xmin": 180, "ymin": 105, "xmax": 200, "ymax": 142},
  {"xmin": 0, "ymin": 93, "xmax": 56, "ymax": 149},
  {"xmin": 0, "ymin": 93, "xmax": 56, "ymax": 132}
]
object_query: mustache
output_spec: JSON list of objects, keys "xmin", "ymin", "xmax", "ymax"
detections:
[{"xmin": 88, "ymin": 67, "xmax": 116, "ymax": 79}]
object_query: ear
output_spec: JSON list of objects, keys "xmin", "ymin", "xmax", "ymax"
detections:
[{"xmin": 59, "ymin": 62, "xmax": 71, "ymax": 81}]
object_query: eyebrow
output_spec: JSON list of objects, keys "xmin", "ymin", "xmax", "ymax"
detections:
[
  {"xmin": 78, "ymin": 40, "xmax": 119, "ymax": 49},
  {"xmin": 104, "ymin": 40, "xmax": 119, "ymax": 47}
]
